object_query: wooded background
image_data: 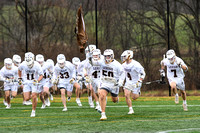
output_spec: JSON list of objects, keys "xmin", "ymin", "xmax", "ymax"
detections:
[{"xmin": 0, "ymin": 0, "xmax": 199, "ymax": 91}]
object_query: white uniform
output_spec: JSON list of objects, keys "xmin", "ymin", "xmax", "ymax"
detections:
[
  {"xmin": 95, "ymin": 59, "xmax": 125, "ymax": 96},
  {"xmin": 77, "ymin": 59, "xmax": 90, "ymax": 87},
  {"xmin": 161, "ymin": 57, "xmax": 187, "ymax": 90},
  {"xmin": 53, "ymin": 61, "xmax": 76, "ymax": 92},
  {"xmin": 18, "ymin": 61, "xmax": 43, "ymax": 93},
  {"xmin": 87, "ymin": 58, "xmax": 104, "ymax": 93},
  {"xmin": 38, "ymin": 62, "xmax": 54, "ymax": 93},
  {"xmin": 122, "ymin": 60, "xmax": 146, "ymax": 94},
  {"xmin": 0, "ymin": 65, "xmax": 18, "ymax": 91}
]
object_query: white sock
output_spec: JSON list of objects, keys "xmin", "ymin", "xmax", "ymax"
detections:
[
  {"xmin": 183, "ymin": 100, "xmax": 187, "ymax": 104},
  {"xmin": 176, "ymin": 93, "xmax": 179, "ymax": 96},
  {"xmin": 96, "ymin": 101, "xmax": 99, "ymax": 106},
  {"xmin": 32, "ymin": 110, "xmax": 35, "ymax": 113},
  {"xmin": 76, "ymin": 98, "xmax": 80, "ymax": 101},
  {"xmin": 101, "ymin": 112, "xmax": 105, "ymax": 115},
  {"xmin": 129, "ymin": 107, "xmax": 133, "ymax": 110}
]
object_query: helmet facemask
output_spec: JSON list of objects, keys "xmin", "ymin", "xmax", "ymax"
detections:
[
  {"xmin": 25, "ymin": 52, "xmax": 34, "ymax": 68},
  {"xmin": 92, "ymin": 49, "xmax": 101, "ymax": 61},
  {"xmin": 121, "ymin": 50, "xmax": 133, "ymax": 63},
  {"xmin": 104, "ymin": 55, "xmax": 113, "ymax": 63},
  {"xmin": 166, "ymin": 49, "xmax": 176, "ymax": 64},
  {"xmin": 13, "ymin": 55, "xmax": 21, "ymax": 67},
  {"xmin": 4, "ymin": 58, "xmax": 13, "ymax": 70},
  {"xmin": 57, "ymin": 54, "xmax": 66, "ymax": 68},
  {"xmin": 104, "ymin": 49, "xmax": 114, "ymax": 64},
  {"xmin": 25, "ymin": 57, "xmax": 34, "ymax": 68}
]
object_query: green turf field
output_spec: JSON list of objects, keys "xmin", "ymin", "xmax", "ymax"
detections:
[{"xmin": 0, "ymin": 96, "xmax": 200, "ymax": 133}]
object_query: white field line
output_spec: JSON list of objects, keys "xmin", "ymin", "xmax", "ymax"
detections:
[
  {"xmin": 0, "ymin": 104, "xmax": 200, "ymax": 109},
  {"xmin": 157, "ymin": 128, "xmax": 200, "ymax": 133}
]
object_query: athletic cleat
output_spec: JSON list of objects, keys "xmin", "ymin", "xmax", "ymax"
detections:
[
  {"xmin": 50, "ymin": 94, "xmax": 53, "ymax": 101},
  {"xmin": 3, "ymin": 100, "xmax": 8, "ymax": 106},
  {"xmin": 62, "ymin": 107, "xmax": 67, "ymax": 112},
  {"xmin": 41, "ymin": 103, "xmax": 46, "ymax": 109},
  {"xmin": 100, "ymin": 115, "xmax": 107, "ymax": 121},
  {"xmin": 45, "ymin": 98, "xmax": 50, "ymax": 107},
  {"xmin": 6, "ymin": 104, "xmax": 11, "ymax": 109},
  {"xmin": 183, "ymin": 104, "xmax": 188, "ymax": 111},
  {"xmin": 23, "ymin": 100, "xmax": 32, "ymax": 105},
  {"xmin": 76, "ymin": 99, "xmax": 82, "ymax": 107},
  {"xmin": 175, "ymin": 95, "xmax": 179, "ymax": 104},
  {"xmin": 67, "ymin": 97, "xmax": 71, "ymax": 101},
  {"xmin": 89, "ymin": 102, "xmax": 95, "ymax": 108},
  {"xmin": 128, "ymin": 109, "xmax": 134, "ymax": 114},
  {"xmin": 30, "ymin": 111, "xmax": 36, "ymax": 117}
]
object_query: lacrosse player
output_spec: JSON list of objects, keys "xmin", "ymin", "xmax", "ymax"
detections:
[
  {"xmin": 160, "ymin": 49, "xmax": 188, "ymax": 111},
  {"xmin": 52, "ymin": 54, "xmax": 76, "ymax": 111},
  {"xmin": 121, "ymin": 50, "xmax": 146, "ymax": 114},
  {"xmin": 46, "ymin": 59, "xmax": 55, "ymax": 101},
  {"xmin": 91, "ymin": 49, "xmax": 125, "ymax": 120},
  {"xmin": 0, "ymin": 58, "xmax": 18, "ymax": 108},
  {"xmin": 88, "ymin": 49, "xmax": 103, "ymax": 111},
  {"xmin": 72, "ymin": 57, "xmax": 83, "ymax": 106},
  {"xmin": 36, "ymin": 54, "xmax": 54, "ymax": 109},
  {"xmin": 18, "ymin": 52, "xmax": 43, "ymax": 117},
  {"xmin": 78, "ymin": 45, "xmax": 97, "ymax": 108}
]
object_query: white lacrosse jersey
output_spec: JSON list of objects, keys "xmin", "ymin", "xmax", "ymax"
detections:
[
  {"xmin": 77, "ymin": 59, "xmax": 88, "ymax": 77},
  {"xmin": 40, "ymin": 61, "xmax": 54, "ymax": 84},
  {"xmin": 0, "ymin": 65, "xmax": 18, "ymax": 86},
  {"xmin": 53, "ymin": 61, "xmax": 76, "ymax": 84},
  {"xmin": 122, "ymin": 59, "xmax": 146, "ymax": 84},
  {"xmin": 98, "ymin": 59, "xmax": 125, "ymax": 88},
  {"xmin": 18, "ymin": 61, "xmax": 43, "ymax": 83},
  {"xmin": 161, "ymin": 57, "xmax": 186, "ymax": 80}
]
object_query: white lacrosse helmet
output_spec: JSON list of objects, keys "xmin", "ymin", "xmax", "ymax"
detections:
[
  {"xmin": 121, "ymin": 50, "xmax": 133, "ymax": 63},
  {"xmin": 166, "ymin": 49, "xmax": 176, "ymax": 64},
  {"xmin": 12, "ymin": 54, "xmax": 21, "ymax": 66},
  {"xmin": 25, "ymin": 52, "xmax": 34, "ymax": 68},
  {"xmin": 36, "ymin": 54, "xmax": 44, "ymax": 66},
  {"xmin": 46, "ymin": 59, "xmax": 54, "ymax": 66},
  {"xmin": 4, "ymin": 58, "xmax": 13, "ymax": 69},
  {"xmin": 92, "ymin": 49, "xmax": 101, "ymax": 61},
  {"xmin": 72, "ymin": 57, "xmax": 80, "ymax": 66},
  {"xmin": 103, "ymin": 49, "xmax": 114, "ymax": 63},
  {"xmin": 57, "ymin": 54, "xmax": 66, "ymax": 68}
]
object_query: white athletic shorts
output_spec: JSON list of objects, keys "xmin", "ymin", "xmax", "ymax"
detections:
[
  {"xmin": 124, "ymin": 82, "xmax": 141, "ymax": 95},
  {"xmin": 100, "ymin": 83, "xmax": 119, "ymax": 97},
  {"xmin": 168, "ymin": 78, "xmax": 185, "ymax": 91},
  {"xmin": 23, "ymin": 83, "xmax": 39, "ymax": 93},
  {"xmin": 91, "ymin": 79, "xmax": 100, "ymax": 93},
  {"xmin": 58, "ymin": 83, "xmax": 73, "ymax": 92},
  {"xmin": 4, "ymin": 85, "xmax": 18, "ymax": 92}
]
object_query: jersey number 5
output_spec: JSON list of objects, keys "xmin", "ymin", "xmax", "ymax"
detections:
[{"xmin": 102, "ymin": 70, "xmax": 114, "ymax": 77}]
